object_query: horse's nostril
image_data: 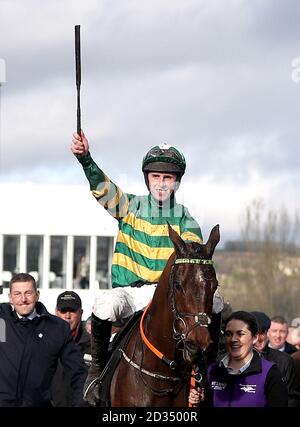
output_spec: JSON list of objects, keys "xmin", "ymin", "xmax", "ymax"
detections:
[
  {"xmin": 183, "ymin": 341, "xmax": 205, "ymax": 364},
  {"xmin": 185, "ymin": 341, "xmax": 199, "ymax": 354}
]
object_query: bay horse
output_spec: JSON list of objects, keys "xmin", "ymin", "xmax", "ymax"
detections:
[{"xmin": 109, "ymin": 224, "xmax": 220, "ymax": 406}]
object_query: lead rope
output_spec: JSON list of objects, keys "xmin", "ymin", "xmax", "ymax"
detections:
[
  {"xmin": 189, "ymin": 367, "xmax": 204, "ymax": 407},
  {"xmin": 189, "ymin": 369, "xmax": 196, "ymax": 407}
]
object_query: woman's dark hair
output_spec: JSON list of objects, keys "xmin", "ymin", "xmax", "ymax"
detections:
[{"xmin": 224, "ymin": 310, "xmax": 258, "ymax": 336}]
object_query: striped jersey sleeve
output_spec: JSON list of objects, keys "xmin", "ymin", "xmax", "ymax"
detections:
[{"xmin": 78, "ymin": 152, "xmax": 130, "ymax": 219}]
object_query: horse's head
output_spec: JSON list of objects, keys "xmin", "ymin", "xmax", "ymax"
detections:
[{"xmin": 168, "ymin": 224, "xmax": 220, "ymax": 364}]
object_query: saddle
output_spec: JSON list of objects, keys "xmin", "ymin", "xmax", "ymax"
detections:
[{"xmin": 97, "ymin": 310, "xmax": 143, "ymax": 407}]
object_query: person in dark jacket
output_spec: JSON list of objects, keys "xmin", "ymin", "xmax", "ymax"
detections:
[
  {"xmin": 189, "ymin": 311, "xmax": 288, "ymax": 407},
  {"xmin": 292, "ymin": 350, "xmax": 300, "ymax": 384},
  {"xmin": 251, "ymin": 311, "xmax": 300, "ymax": 407},
  {"xmin": 268, "ymin": 315, "xmax": 298, "ymax": 354},
  {"xmin": 51, "ymin": 291, "xmax": 91, "ymax": 407},
  {"xmin": 0, "ymin": 273, "xmax": 87, "ymax": 407}
]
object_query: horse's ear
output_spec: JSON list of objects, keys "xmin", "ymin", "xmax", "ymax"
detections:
[
  {"xmin": 205, "ymin": 224, "xmax": 220, "ymax": 258},
  {"xmin": 168, "ymin": 223, "xmax": 187, "ymax": 256}
]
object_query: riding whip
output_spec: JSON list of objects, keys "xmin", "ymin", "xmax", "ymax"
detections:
[{"xmin": 75, "ymin": 25, "xmax": 81, "ymax": 135}]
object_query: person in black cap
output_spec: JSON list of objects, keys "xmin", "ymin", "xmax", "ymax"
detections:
[
  {"xmin": 51, "ymin": 291, "xmax": 91, "ymax": 407},
  {"xmin": 55, "ymin": 291, "xmax": 83, "ymax": 336},
  {"xmin": 251, "ymin": 311, "xmax": 272, "ymax": 353},
  {"xmin": 251, "ymin": 311, "xmax": 300, "ymax": 407}
]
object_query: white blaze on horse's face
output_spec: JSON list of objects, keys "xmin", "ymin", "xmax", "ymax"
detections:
[{"xmin": 148, "ymin": 172, "xmax": 178, "ymax": 203}]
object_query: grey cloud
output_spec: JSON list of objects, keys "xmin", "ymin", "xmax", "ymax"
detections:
[{"xmin": 0, "ymin": 0, "xmax": 299, "ymax": 200}]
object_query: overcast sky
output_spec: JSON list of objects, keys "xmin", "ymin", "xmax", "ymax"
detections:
[{"xmin": 0, "ymin": 0, "xmax": 300, "ymax": 244}]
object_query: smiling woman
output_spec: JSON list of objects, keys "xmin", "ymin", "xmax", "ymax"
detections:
[
  {"xmin": 223, "ymin": 312, "xmax": 258, "ymax": 372},
  {"xmin": 189, "ymin": 311, "xmax": 288, "ymax": 407}
]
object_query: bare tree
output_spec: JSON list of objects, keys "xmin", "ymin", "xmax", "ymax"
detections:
[{"xmin": 221, "ymin": 199, "xmax": 300, "ymax": 320}]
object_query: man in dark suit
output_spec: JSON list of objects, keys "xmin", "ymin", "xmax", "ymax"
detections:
[
  {"xmin": 252, "ymin": 311, "xmax": 300, "ymax": 407},
  {"xmin": 268, "ymin": 315, "xmax": 298, "ymax": 354},
  {"xmin": 0, "ymin": 274, "xmax": 87, "ymax": 407}
]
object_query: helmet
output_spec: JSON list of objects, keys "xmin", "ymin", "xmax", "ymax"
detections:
[{"xmin": 142, "ymin": 143, "xmax": 186, "ymax": 177}]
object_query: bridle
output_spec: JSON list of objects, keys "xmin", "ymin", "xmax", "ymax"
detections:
[
  {"xmin": 139, "ymin": 257, "xmax": 215, "ymax": 370},
  {"xmin": 171, "ymin": 258, "xmax": 213, "ymax": 349}
]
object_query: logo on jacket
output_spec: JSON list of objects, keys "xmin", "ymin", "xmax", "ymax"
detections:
[
  {"xmin": 240, "ymin": 384, "xmax": 256, "ymax": 393},
  {"xmin": 211, "ymin": 381, "xmax": 227, "ymax": 390}
]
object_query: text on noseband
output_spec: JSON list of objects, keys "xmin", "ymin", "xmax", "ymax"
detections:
[{"xmin": 174, "ymin": 258, "xmax": 214, "ymax": 265}]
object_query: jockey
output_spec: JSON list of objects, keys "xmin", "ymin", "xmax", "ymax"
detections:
[{"xmin": 71, "ymin": 131, "xmax": 223, "ymax": 405}]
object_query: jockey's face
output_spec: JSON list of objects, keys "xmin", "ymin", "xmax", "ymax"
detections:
[{"xmin": 148, "ymin": 172, "xmax": 178, "ymax": 203}]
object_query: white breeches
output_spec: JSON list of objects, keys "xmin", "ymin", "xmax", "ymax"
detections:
[
  {"xmin": 93, "ymin": 285, "xmax": 224, "ymax": 323},
  {"xmin": 93, "ymin": 285, "xmax": 157, "ymax": 323}
]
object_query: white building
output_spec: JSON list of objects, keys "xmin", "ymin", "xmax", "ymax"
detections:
[{"xmin": 0, "ymin": 182, "xmax": 118, "ymax": 319}]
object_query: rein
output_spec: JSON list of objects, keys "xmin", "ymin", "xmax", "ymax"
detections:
[{"xmin": 140, "ymin": 301, "xmax": 176, "ymax": 369}]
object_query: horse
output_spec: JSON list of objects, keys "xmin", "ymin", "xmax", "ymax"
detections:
[{"xmin": 108, "ymin": 224, "xmax": 220, "ymax": 406}]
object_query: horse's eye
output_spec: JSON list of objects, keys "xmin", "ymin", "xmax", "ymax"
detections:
[{"xmin": 173, "ymin": 281, "xmax": 182, "ymax": 291}]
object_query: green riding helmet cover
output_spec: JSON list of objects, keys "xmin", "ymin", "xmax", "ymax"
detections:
[
  {"xmin": 142, "ymin": 143, "xmax": 186, "ymax": 174},
  {"xmin": 142, "ymin": 143, "xmax": 186, "ymax": 190}
]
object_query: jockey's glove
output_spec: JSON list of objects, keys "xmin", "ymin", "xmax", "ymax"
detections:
[{"xmin": 130, "ymin": 280, "xmax": 155, "ymax": 288}]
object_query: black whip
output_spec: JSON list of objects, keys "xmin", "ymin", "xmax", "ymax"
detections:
[{"xmin": 75, "ymin": 25, "xmax": 81, "ymax": 135}]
